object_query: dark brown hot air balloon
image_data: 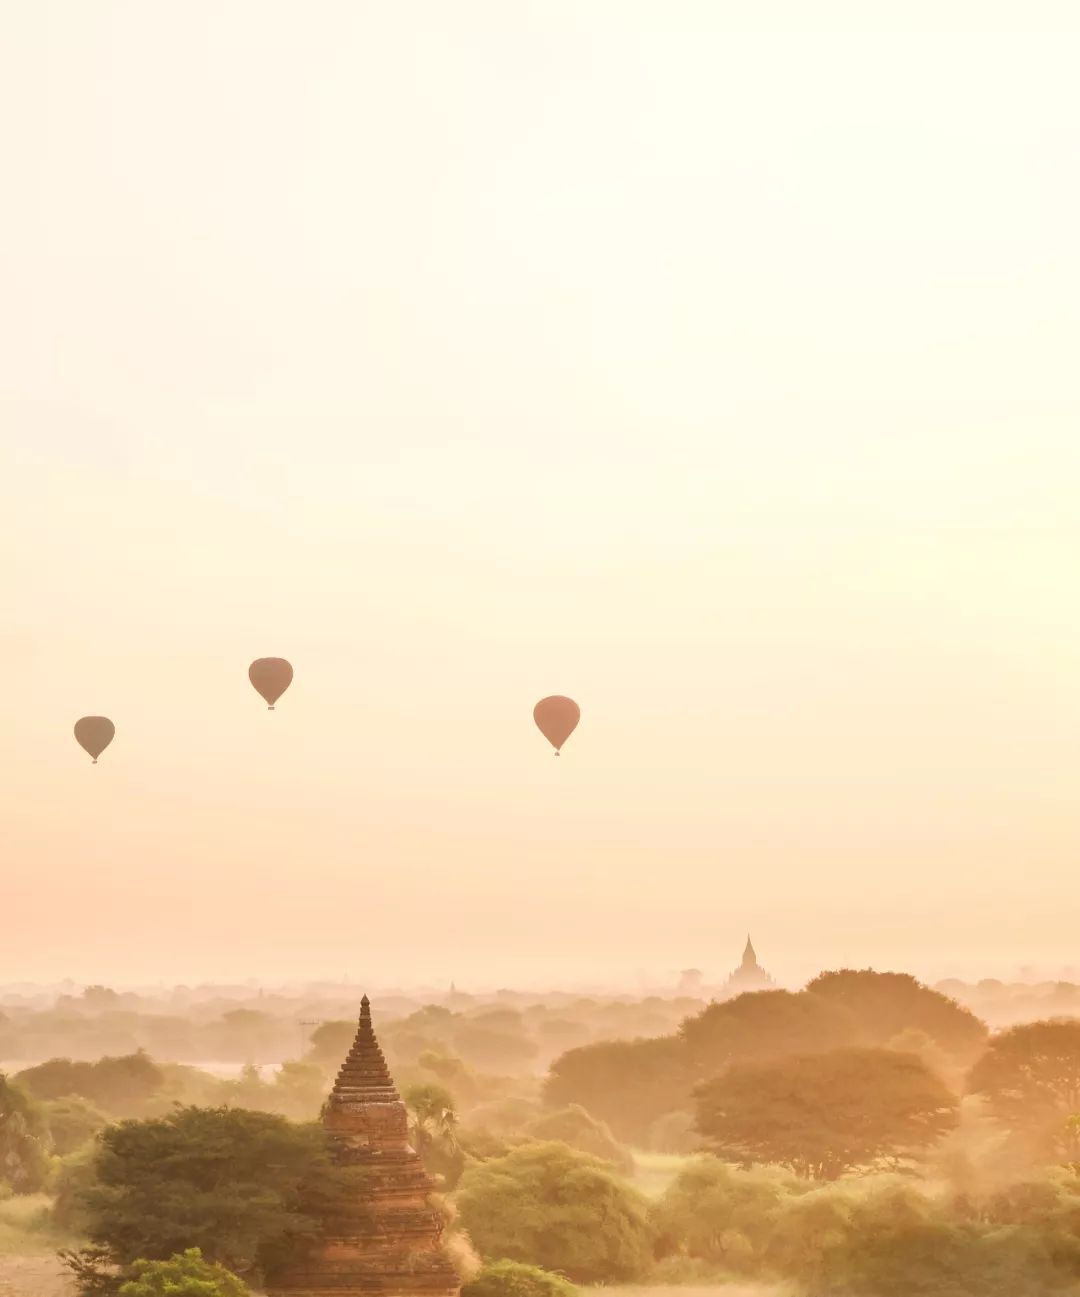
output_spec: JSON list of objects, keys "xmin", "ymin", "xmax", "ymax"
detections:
[
  {"xmin": 249, "ymin": 658, "xmax": 293, "ymax": 710},
  {"xmin": 533, "ymin": 695, "xmax": 580, "ymax": 755},
  {"xmin": 74, "ymin": 716, "xmax": 115, "ymax": 764}
]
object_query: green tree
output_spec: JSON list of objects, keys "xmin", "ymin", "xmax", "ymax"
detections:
[
  {"xmin": 0, "ymin": 1071, "xmax": 51, "ymax": 1193},
  {"xmin": 462, "ymin": 1260, "xmax": 577, "ymax": 1297},
  {"xmin": 652, "ymin": 1156, "xmax": 799, "ymax": 1271},
  {"xmin": 806, "ymin": 970, "xmax": 987, "ymax": 1061},
  {"xmin": 679, "ymin": 990, "xmax": 858, "ymax": 1075},
  {"xmin": 118, "ymin": 1248, "xmax": 250, "ymax": 1297},
  {"xmin": 72, "ymin": 1106, "xmax": 333, "ymax": 1278},
  {"xmin": 696, "ymin": 1047, "xmax": 958, "ymax": 1179},
  {"xmin": 544, "ymin": 1036, "xmax": 694, "ymax": 1144},
  {"xmin": 966, "ymin": 1019, "xmax": 1080, "ymax": 1163},
  {"xmin": 455, "ymin": 1141, "xmax": 653, "ymax": 1282}
]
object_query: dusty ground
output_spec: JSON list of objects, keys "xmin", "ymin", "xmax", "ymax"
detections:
[{"xmin": 0, "ymin": 1255, "xmax": 73, "ymax": 1297}]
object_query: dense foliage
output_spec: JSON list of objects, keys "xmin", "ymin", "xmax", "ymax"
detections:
[
  {"xmin": 455, "ymin": 1141, "xmax": 653, "ymax": 1282},
  {"xmin": 461, "ymin": 1260, "xmax": 577, "ymax": 1297},
  {"xmin": 65, "ymin": 1106, "xmax": 349, "ymax": 1282},
  {"xmin": 117, "ymin": 1248, "xmax": 250, "ymax": 1296}
]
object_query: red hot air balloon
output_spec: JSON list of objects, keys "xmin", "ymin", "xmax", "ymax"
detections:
[
  {"xmin": 534, "ymin": 696, "xmax": 580, "ymax": 755},
  {"xmin": 249, "ymin": 658, "xmax": 293, "ymax": 710},
  {"xmin": 74, "ymin": 716, "xmax": 115, "ymax": 764}
]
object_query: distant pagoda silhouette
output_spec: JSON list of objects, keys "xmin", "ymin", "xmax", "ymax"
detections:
[
  {"xmin": 722, "ymin": 934, "xmax": 776, "ymax": 996},
  {"xmin": 267, "ymin": 995, "xmax": 460, "ymax": 1297}
]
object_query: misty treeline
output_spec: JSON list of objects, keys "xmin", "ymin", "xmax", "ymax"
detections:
[
  {"xmin": 0, "ymin": 983, "xmax": 700, "ymax": 1068},
  {"xmin": 6, "ymin": 970, "xmax": 1080, "ymax": 1293}
]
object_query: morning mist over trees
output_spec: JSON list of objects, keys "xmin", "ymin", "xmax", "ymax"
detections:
[{"xmin": 5, "ymin": 3, "xmax": 1080, "ymax": 1296}]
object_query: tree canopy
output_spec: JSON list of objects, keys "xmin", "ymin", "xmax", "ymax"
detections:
[
  {"xmin": 70, "ymin": 1106, "xmax": 338, "ymax": 1280},
  {"xmin": 966, "ymin": 1019, "xmax": 1080, "ymax": 1163},
  {"xmin": 696, "ymin": 1047, "xmax": 958, "ymax": 1179},
  {"xmin": 454, "ymin": 1141, "xmax": 653, "ymax": 1282},
  {"xmin": 117, "ymin": 1248, "xmax": 250, "ymax": 1297},
  {"xmin": 17, "ymin": 1053, "xmax": 165, "ymax": 1116},
  {"xmin": 462, "ymin": 1260, "xmax": 577, "ymax": 1297},
  {"xmin": 806, "ymin": 970, "xmax": 987, "ymax": 1059},
  {"xmin": 543, "ymin": 1036, "xmax": 694, "ymax": 1144},
  {"xmin": 679, "ymin": 989, "xmax": 859, "ymax": 1074}
]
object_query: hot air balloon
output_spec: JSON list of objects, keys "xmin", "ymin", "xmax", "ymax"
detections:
[
  {"xmin": 74, "ymin": 716, "xmax": 115, "ymax": 764},
  {"xmin": 533, "ymin": 696, "xmax": 580, "ymax": 755},
  {"xmin": 249, "ymin": 658, "xmax": 293, "ymax": 710}
]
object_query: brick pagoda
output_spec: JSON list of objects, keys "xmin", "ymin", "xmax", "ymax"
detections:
[{"xmin": 267, "ymin": 996, "xmax": 461, "ymax": 1297}]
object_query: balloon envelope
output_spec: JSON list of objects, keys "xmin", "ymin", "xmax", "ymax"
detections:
[
  {"xmin": 249, "ymin": 658, "xmax": 293, "ymax": 709},
  {"xmin": 74, "ymin": 716, "xmax": 115, "ymax": 763},
  {"xmin": 533, "ymin": 696, "xmax": 580, "ymax": 753}
]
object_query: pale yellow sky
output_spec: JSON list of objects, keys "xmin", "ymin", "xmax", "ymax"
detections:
[{"xmin": 4, "ymin": 3, "xmax": 1080, "ymax": 988}]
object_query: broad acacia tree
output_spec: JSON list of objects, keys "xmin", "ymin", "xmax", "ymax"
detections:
[{"xmin": 695, "ymin": 1047, "xmax": 958, "ymax": 1179}]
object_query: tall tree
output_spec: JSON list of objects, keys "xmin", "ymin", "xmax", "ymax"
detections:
[{"xmin": 696, "ymin": 1047, "xmax": 958, "ymax": 1179}]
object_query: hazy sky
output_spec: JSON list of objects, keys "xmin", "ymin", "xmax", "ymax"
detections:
[{"xmin": 4, "ymin": 3, "xmax": 1080, "ymax": 989}]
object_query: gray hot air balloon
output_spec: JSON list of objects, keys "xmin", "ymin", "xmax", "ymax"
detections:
[
  {"xmin": 74, "ymin": 716, "xmax": 115, "ymax": 764},
  {"xmin": 249, "ymin": 658, "xmax": 293, "ymax": 710},
  {"xmin": 533, "ymin": 696, "xmax": 580, "ymax": 755}
]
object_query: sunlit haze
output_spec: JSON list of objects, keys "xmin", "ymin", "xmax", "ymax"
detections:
[{"xmin": 5, "ymin": 2, "xmax": 1080, "ymax": 989}]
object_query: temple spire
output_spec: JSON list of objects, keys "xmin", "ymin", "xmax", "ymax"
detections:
[
  {"xmin": 327, "ymin": 992, "xmax": 399, "ymax": 1109},
  {"xmin": 742, "ymin": 934, "xmax": 757, "ymax": 968}
]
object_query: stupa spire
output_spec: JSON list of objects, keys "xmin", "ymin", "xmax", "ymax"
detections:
[
  {"xmin": 327, "ymin": 992, "xmax": 400, "ymax": 1111},
  {"xmin": 742, "ymin": 934, "xmax": 757, "ymax": 968}
]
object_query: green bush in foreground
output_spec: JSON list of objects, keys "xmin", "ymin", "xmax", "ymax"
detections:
[
  {"xmin": 462, "ymin": 1260, "xmax": 577, "ymax": 1297},
  {"xmin": 455, "ymin": 1141, "xmax": 653, "ymax": 1283},
  {"xmin": 118, "ymin": 1247, "xmax": 249, "ymax": 1296}
]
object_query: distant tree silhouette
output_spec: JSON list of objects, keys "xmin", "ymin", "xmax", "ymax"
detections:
[
  {"xmin": 544, "ymin": 1036, "xmax": 694, "ymax": 1144},
  {"xmin": 17, "ymin": 1052, "xmax": 164, "ymax": 1116}
]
